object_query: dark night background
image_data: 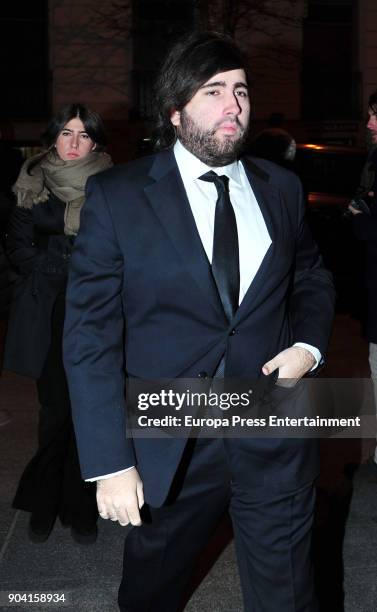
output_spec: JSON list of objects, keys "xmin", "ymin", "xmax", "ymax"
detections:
[{"xmin": 1, "ymin": 2, "xmax": 377, "ymax": 612}]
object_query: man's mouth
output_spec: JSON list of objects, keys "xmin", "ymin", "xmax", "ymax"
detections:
[
  {"xmin": 67, "ymin": 152, "xmax": 79, "ymax": 158},
  {"xmin": 218, "ymin": 124, "xmax": 237, "ymax": 133},
  {"xmin": 214, "ymin": 120, "xmax": 242, "ymax": 136}
]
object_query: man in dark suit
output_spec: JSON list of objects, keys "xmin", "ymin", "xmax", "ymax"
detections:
[{"xmin": 64, "ymin": 32, "xmax": 335, "ymax": 612}]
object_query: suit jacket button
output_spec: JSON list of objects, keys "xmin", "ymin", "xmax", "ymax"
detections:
[
  {"xmin": 198, "ymin": 371, "xmax": 208, "ymax": 379},
  {"xmin": 230, "ymin": 329, "xmax": 237, "ymax": 335}
]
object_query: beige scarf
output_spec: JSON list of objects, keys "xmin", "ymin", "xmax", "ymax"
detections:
[{"xmin": 13, "ymin": 149, "xmax": 113, "ymax": 235}]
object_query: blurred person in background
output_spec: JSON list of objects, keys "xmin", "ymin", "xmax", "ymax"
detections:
[
  {"xmin": 3, "ymin": 104, "xmax": 112, "ymax": 542},
  {"xmin": 348, "ymin": 89, "xmax": 377, "ymax": 468},
  {"xmin": 248, "ymin": 127, "xmax": 297, "ymax": 170}
]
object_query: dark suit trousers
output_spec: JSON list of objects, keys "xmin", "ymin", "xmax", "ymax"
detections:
[{"xmin": 118, "ymin": 439, "xmax": 317, "ymax": 612}]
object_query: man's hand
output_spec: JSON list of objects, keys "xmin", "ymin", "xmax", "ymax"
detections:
[
  {"xmin": 262, "ymin": 346, "xmax": 316, "ymax": 385},
  {"xmin": 97, "ymin": 468, "xmax": 144, "ymax": 527},
  {"xmin": 348, "ymin": 204, "xmax": 362, "ymax": 215},
  {"xmin": 348, "ymin": 192, "xmax": 373, "ymax": 215}
]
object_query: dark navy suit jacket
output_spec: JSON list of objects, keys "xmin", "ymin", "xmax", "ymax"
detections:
[{"xmin": 63, "ymin": 149, "xmax": 335, "ymax": 507}]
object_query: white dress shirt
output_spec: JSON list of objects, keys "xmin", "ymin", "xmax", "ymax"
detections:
[
  {"xmin": 88, "ymin": 140, "xmax": 320, "ymax": 481},
  {"xmin": 174, "ymin": 139, "xmax": 271, "ymax": 304}
]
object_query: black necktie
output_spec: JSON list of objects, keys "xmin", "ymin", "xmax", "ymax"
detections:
[{"xmin": 199, "ymin": 171, "xmax": 240, "ymax": 322}]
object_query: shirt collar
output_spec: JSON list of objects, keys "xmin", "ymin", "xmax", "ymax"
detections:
[{"xmin": 174, "ymin": 139, "xmax": 242, "ymax": 186}]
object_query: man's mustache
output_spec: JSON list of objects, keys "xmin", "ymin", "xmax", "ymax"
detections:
[{"xmin": 211, "ymin": 117, "xmax": 244, "ymax": 133}]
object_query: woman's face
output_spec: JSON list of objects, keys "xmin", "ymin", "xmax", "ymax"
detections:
[{"xmin": 55, "ymin": 117, "xmax": 95, "ymax": 161}]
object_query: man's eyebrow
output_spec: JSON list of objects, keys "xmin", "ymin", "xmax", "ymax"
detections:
[
  {"xmin": 61, "ymin": 128, "xmax": 88, "ymax": 133},
  {"xmin": 200, "ymin": 80, "xmax": 248, "ymax": 90}
]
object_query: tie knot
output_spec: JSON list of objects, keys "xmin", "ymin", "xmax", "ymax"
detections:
[{"xmin": 199, "ymin": 171, "xmax": 229, "ymax": 194}]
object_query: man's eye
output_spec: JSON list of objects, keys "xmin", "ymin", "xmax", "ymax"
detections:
[
  {"xmin": 206, "ymin": 90, "xmax": 219, "ymax": 96},
  {"xmin": 235, "ymin": 90, "xmax": 248, "ymax": 98},
  {"xmin": 61, "ymin": 130, "xmax": 71, "ymax": 136},
  {"xmin": 81, "ymin": 133, "xmax": 90, "ymax": 139}
]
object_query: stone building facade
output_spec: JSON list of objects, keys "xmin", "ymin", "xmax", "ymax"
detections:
[{"xmin": 3, "ymin": 1, "xmax": 377, "ymax": 155}]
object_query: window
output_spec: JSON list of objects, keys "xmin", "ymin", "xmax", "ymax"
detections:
[
  {"xmin": 302, "ymin": 0, "xmax": 359, "ymax": 120},
  {"xmin": 131, "ymin": 0, "xmax": 198, "ymax": 119},
  {"xmin": 0, "ymin": 2, "xmax": 49, "ymax": 119}
]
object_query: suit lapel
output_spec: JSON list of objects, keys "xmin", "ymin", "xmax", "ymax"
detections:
[
  {"xmin": 144, "ymin": 151, "xmax": 284, "ymax": 326},
  {"xmin": 144, "ymin": 150, "xmax": 227, "ymax": 323},
  {"xmin": 234, "ymin": 158, "xmax": 281, "ymax": 323}
]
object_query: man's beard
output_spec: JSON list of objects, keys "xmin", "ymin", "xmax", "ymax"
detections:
[{"xmin": 177, "ymin": 110, "xmax": 249, "ymax": 167}]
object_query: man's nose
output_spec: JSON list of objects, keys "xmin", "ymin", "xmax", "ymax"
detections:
[
  {"xmin": 71, "ymin": 134, "xmax": 79, "ymax": 148},
  {"xmin": 224, "ymin": 92, "xmax": 241, "ymax": 115}
]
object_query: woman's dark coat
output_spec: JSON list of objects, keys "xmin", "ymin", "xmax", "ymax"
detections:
[{"xmin": 4, "ymin": 195, "xmax": 73, "ymax": 377}]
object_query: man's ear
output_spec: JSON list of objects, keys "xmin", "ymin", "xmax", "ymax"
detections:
[{"xmin": 170, "ymin": 110, "xmax": 181, "ymax": 127}]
